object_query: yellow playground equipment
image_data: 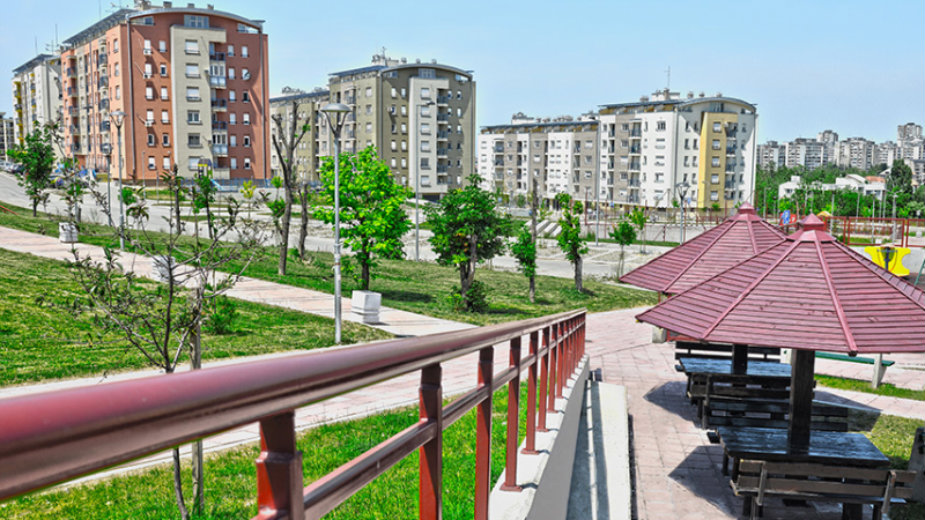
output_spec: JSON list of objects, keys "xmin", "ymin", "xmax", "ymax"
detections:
[{"xmin": 864, "ymin": 245, "xmax": 911, "ymax": 276}]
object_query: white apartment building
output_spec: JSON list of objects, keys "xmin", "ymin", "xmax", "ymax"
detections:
[
  {"xmin": 758, "ymin": 140, "xmax": 786, "ymax": 170},
  {"xmin": 10, "ymin": 54, "xmax": 62, "ymax": 149}
]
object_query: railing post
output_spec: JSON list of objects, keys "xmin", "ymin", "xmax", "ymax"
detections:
[
  {"xmin": 255, "ymin": 411, "xmax": 304, "ymax": 520},
  {"xmin": 502, "ymin": 337, "xmax": 522, "ymax": 491},
  {"xmin": 547, "ymin": 324, "xmax": 558, "ymax": 413},
  {"xmin": 419, "ymin": 364, "xmax": 443, "ymax": 520},
  {"xmin": 474, "ymin": 346, "xmax": 494, "ymax": 520},
  {"xmin": 523, "ymin": 331, "xmax": 540, "ymax": 452},
  {"xmin": 538, "ymin": 327, "xmax": 551, "ymax": 430},
  {"xmin": 556, "ymin": 322, "xmax": 565, "ymax": 398}
]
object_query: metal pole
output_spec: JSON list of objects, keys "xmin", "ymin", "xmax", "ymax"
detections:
[
  {"xmin": 333, "ymin": 128, "xmax": 342, "ymax": 344},
  {"xmin": 117, "ymin": 122, "xmax": 125, "ymax": 250},
  {"xmin": 415, "ymin": 169, "xmax": 420, "ymax": 262},
  {"xmin": 595, "ymin": 121, "xmax": 600, "ymax": 246},
  {"xmin": 680, "ymin": 196, "xmax": 685, "ymax": 243}
]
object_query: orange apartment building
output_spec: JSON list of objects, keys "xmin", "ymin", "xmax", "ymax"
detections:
[{"xmin": 60, "ymin": 1, "xmax": 269, "ymax": 182}]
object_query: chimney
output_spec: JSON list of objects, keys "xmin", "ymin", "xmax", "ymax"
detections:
[
  {"xmin": 207, "ymin": 3, "xmax": 214, "ymax": 9},
  {"xmin": 715, "ymin": 92, "xmax": 722, "ymax": 97},
  {"xmin": 401, "ymin": 57, "xmax": 407, "ymax": 64},
  {"xmin": 687, "ymin": 91, "xmax": 694, "ymax": 99},
  {"xmin": 699, "ymin": 91, "xmax": 705, "ymax": 98},
  {"xmin": 163, "ymin": 1, "xmax": 172, "ymax": 7},
  {"xmin": 415, "ymin": 58, "xmax": 421, "ymax": 64},
  {"xmin": 639, "ymin": 96, "xmax": 648, "ymax": 103},
  {"xmin": 431, "ymin": 59, "xmax": 437, "ymax": 64}
]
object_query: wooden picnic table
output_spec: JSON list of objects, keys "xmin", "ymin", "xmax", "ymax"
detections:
[{"xmin": 678, "ymin": 357, "xmax": 791, "ymax": 379}]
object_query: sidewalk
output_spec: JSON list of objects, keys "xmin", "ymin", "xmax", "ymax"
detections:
[{"xmin": 0, "ymin": 225, "xmax": 472, "ymax": 338}]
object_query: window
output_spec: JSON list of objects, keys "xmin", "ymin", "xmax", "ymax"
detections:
[
  {"xmin": 148, "ymin": 157, "xmax": 156, "ymax": 169},
  {"xmin": 229, "ymin": 90, "xmax": 236, "ymax": 103},
  {"xmin": 656, "ymin": 121, "xmax": 666, "ymax": 131},
  {"xmin": 457, "ymin": 90, "xmax": 462, "ymax": 99},
  {"xmin": 710, "ymin": 191, "xmax": 719, "ymax": 201},
  {"xmin": 188, "ymin": 110, "xmax": 200, "ymax": 123},
  {"xmin": 188, "ymin": 157, "xmax": 199, "ymax": 170},
  {"xmin": 457, "ymin": 108, "xmax": 462, "ymax": 117},
  {"xmin": 160, "ymin": 87, "xmax": 168, "ymax": 100},
  {"xmin": 401, "ymin": 158, "xmax": 407, "ymax": 168},
  {"xmin": 145, "ymin": 86, "xmax": 153, "ymax": 100},
  {"xmin": 188, "ymin": 134, "xmax": 201, "ymax": 147},
  {"xmin": 365, "ymin": 122, "xmax": 372, "ymax": 132},
  {"xmin": 421, "ymin": 123, "xmax": 430, "ymax": 134},
  {"xmin": 159, "ymin": 40, "xmax": 167, "ymax": 52},
  {"xmin": 230, "ymin": 135, "xmax": 237, "ymax": 147},
  {"xmin": 244, "ymin": 158, "xmax": 251, "ymax": 169},
  {"xmin": 693, "ymin": 138, "xmax": 698, "ymax": 149},
  {"xmin": 420, "ymin": 158, "xmax": 430, "ymax": 169},
  {"xmin": 400, "ymin": 105, "xmax": 407, "ymax": 116},
  {"xmin": 242, "ymin": 91, "xmax": 249, "ymax": 103},
  {"xmin": 365, "ymin": 104, "xmax": 372, "ymax": 115},
  {"xmin": 161, "ymin": 110, "xmax": 169, "ymax": 123},
  {"xmin": 147, "ymin": 133, "xmax": 155, "ymax": 146},
  {"xmin": 390, "ymin": 158, "xmax": 396, "ymax": 167},
  {"xmin": 115, "ymin": 86, "xmax": 121, "ymax": 100},
  {"xmin": 421, "ymin": 87, "xmax": 431, "ymax": 98},
  {"xmin": 712, "ymin": 157, "xmax": 720, "ymax": 167},
  {"xmin": 243, "ymin": 113, "xmax": 250, "ymax": 125},
  {"xmin": 242, "ymin": 68, "xmax": 249, "ymax": 80},
  {"xmin": 160, "ymin": 64, "xmax": 168, "ymax": 77},
  {"xmin": 162, "ymin": 156, "xmax": 170, "ymax": 170},
  {"xmin": 713, "ymin": 122, "xmax": 721, "ymax": 132},
  {"xmin": 186, "ymin": 87, "xmax": 200, "ymax": 101},
  {"xmin": 684, "ymin": 138, "xmax": 689, "ymax": 149},
  {"xmin": 243, "ymin": 136, "xmax": 250, "ymax": 147},
  {"xmin": 241, "ymin": 45, "xmax": 248, "ymax": 58},
  {"xmin": 143, "ymin": 40, "xmax": 152, "ymax": 54},
  {"xmin": 400, "ymin": 88, "xmax": 407, "ymax": 98},
  {"xmin": 186, "ymin": 64, "xmax": 199, "ymax": 78},
  {"xmin": 162, "ymin": 133, "xmax": 170, "ymax": 146},
  {"xmin": 228, "ymin": 68, "xmax": 235, "ymax": 80},
  {"xmin": 391, "ymin": 88, "xmax": 397, "ymax": 98},
  {"xmin": 364, "ymin": 87, "xmax": 373, "ymax": 98},
  {"xmin": 230, "ymin": 157, "xmax": 237, "ymax": 169},
  {"xmin": 421, "ymin": 140, "xmax": 431, "ymax": 152},
  {"xmin": 401, "ymin": 141, "xmax": 407, "ymax": 151},
  {"xmin": 421, "ymin": 105, "xmax": 431, "ymax": 116},
  {"xmin": 146, "ymin": 110, "xmax": 154, "ymax": 124},
  {"xmin": 227, "ymin": 44, "xmax": 235, "ymax": 57},
  {"xmin": 711, "ymin": 174, "xmax": 719, "ymax": 184},
  {"xmin": 114, "ymin": 63, "xmax": 119, "ymax": 76},
  {"xmin": 229, "ymin": 113, "xmax": 236, "ymax": 125},
  {"xmin": 391, "ymin": 140, "xmax": 397, "ymax": 151},
  {"xmin": 113, "ymin": 38, "xmax": 118, "ymax": 53},
  {"xmin": 144, "ymin": 63, "xmax": 153, "ymax": 78},
  {"xmin": 401, "ymin": 123, "xmax": 407, "ymax": 133},
  {"xmin": 712, "ymin": 139, "xmax": 721, "ymax": 150},
  {"xmin": 184, "ymin": 15, "xmax": 209, "ymax": 28},
  {"xmin": 185, "ymin": 40, "xmax": 199, "ymax": 54}
]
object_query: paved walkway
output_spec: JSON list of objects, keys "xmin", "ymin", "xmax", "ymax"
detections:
[{"xmin": 585, "ymin": 308, "xmax": 925, "ymax": 520}]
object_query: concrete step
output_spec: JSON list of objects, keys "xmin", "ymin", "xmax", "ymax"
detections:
[{"xmin": 566, "ymin": 381, "xmax": 631, "ymax": 520}]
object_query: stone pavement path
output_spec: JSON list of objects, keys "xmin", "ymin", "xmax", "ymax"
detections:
[
  {"xmin": 584, "ymin": 308, "xmax": 925, "ymax": 520},
  {"xmin": 0, "ymin": 225, "xmax": 471, "ymax": 338}
]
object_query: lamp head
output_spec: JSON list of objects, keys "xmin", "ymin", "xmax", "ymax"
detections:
[
  {"xmin": 321, "ymin": 103, "xmax": 350, "ymax": 114},
  {"xmin": 110, "ymin": 110, "xmax": 125, "ymax": 126}
]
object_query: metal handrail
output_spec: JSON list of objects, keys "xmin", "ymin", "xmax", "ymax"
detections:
[{"xmin": 0, "ymin": 309, "xmax": 587, "ymax": 520}]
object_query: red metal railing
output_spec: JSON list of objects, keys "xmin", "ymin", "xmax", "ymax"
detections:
[{"xmin": 0, "ymin": 309, "xmax": 587, "ymax": 520}]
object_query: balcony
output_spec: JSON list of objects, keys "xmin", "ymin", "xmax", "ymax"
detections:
[
  {"xmin": 725, "ymin": 181, "xmax": 737, "ymax": 190},
  {"xmin": 436, "ymin": 165, "xmax": 449, "ymax": 173},
  {"xmin": 436, "ymin": 148, "xmax": 448, "ymax": 157},
  {"xmin": 68, "ymin": 106, "xmax": 78, "ymax": 116},
  {"xmin": 212, "ymin": 120, "xmax": 228, "ymax": 131},
  {"xmin": 493, "ymin": 159, "xmax": 503, "ymax": 166},
  {"xmin": 70, "ymin": 143, "xmax": 80, "ymax": 153},
  {"xmin": 629, "ymin": 129, "xmax": 641, "ymax": 137},
  {"xmin": 209, "ymin": 76, "xmax": 227, "ymax": 88},
  {"xmin": 211, "ymin": 144, "xmax": 228, "ymax": 156},
  {"xmin": 344, "ymin": 95, "xmax": 355, "ymax": 105},
  {"xmin": 436, "ymin": 113, "xmax": 449, "ymax": 122},
  {"xmin": 67, "ymin": 87, "xmax": 77, "ymax": 97},
  {"xmin": 98, "ymin": 54, "xmax": 108, "ymax": 65},
  {"xmin": 66, "ymin": 68, "xmax": 77, "ymax": 78},
  {"xmin": 99, "ymin": 99, "xmax": 110, "ymax": 111},
  {"xmin": 629, "ymin": 146, "xmax": 641, "ymax": 154},
  {"xmin": 437, "ymin": 130, "xmax": 449, "ymax": 140},
  {"xmin": 98, "ymin": 77, "xmax": 109, "ymax": 88},
  {"xmin": 211, "ymin": 98, "xmax": 227, "ymax": 111},
  {"xmin": 726, "ymin": 146, "xmax": 736, "ymax": 154},
  {"xmin": 143, "ymin": 47, "xmax": 153, "ymax": 55},
  {"xmin": 628, "ymin": 178, "xmax": 641, "ymax": 187},
  {"xmin": 436, "ymin": 95, "xmax": 450, "ymax": 105},
  {"xmin": 99, "ymin": 121, "xmax": 111, "ymax": 132},
  {"xmin": 209, "ymin": 52, "xmax": 225, "ymax": 61},
  {"xmin": 101, "ymin": 143, "xmax": 112, "ymax": 154}
]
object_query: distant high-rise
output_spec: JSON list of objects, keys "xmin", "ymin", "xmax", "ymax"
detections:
[
  {"xmin": 10, "ymin": 54, "xmax": 61, "ymax": 150},
  {"xmin": 0, "ymin": 113, "xmax": 15, "ymax": 160}
]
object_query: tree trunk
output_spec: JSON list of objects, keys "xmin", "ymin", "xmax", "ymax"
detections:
[
  {"xmin": 172, "ymin": 447, "xmax": 189, "ymax": 520},
  {"xmin": 298, "ymin": 182, "xmax": 310, "ymax": 260},
  {"xmin": 32, "ymin": 200, "xmax": 38, "ymax": 218},
  {"xmin": 190, "ymin": 323, "xmax": 204, "ymax": 515},
  {"xmin": 618, "ymin": 247, "xmax": 625, "ymax": 278},
  {"xmin": 530, "ymin": 177, "xmax": 537, "ymax": 303},
  {"xmin": 361, "ymin": 260, "xmax": 370, "ymax": 291},
  {"xmin": 278, "ymin": 187, "xmax": 293, "ymax": 276},
  {"xmin": 459, "ymin": 263, "xmax": 468, "ymax": 300},
  {"xmin": 574, "ymin": 255, "xmax": 583, "ymax": 292}
]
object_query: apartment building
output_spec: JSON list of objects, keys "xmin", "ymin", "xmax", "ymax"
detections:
[
  {"xmin": 268, "ymin": 87, "xmax": 329, "ymax": 181},
  {"xmin": 785, "ymin": 138, "xmax": 827, "ymax": 169},
  {"xmin": 0, "ymin": 114, "xmax": 15, "ymax": 160},
  {"xmin": 477, "ymin": 115, "xmax": 599, "ymax": 202},
  {"xmin": 10, "ymin": 54, "xmax": 62, "ymax": 148},
  {"xmin": 59, "ymin": 1, "xmax": 268, "ymax": 181},
  {"xmin": 757, "ymin": 140, "xmax": 786, "ymax": 170},
  {"xmin": 836, "ymin": 137, "xmax": 875, "ymax": 170},
  {"xmin": 599, "ymin": 90, "xmax": 758, "ymax": 210}
]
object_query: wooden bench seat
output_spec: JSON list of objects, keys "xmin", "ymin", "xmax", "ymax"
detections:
[
  {"xmin": 675, "ymin": 341, "xmax": 781, "ymax": 362},
  {"xmin": 687, "ymin": 372, "xmax": 794, "ymax": 410},
  {"xmin": 731, "ymin": 460, "xmax": 917, "ymax": 520},
  {"xmin": 702, "ymin": 398, "xmax": 849, "ymax": 432}
]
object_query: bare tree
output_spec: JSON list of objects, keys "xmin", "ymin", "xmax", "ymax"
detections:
[
  {"xmin": 270, "ymin": 99, "xmax": 311, "ymax": 275},
  {"xmin": 63, "ymin": 170, "xmax": 265, "ymax": 519}
]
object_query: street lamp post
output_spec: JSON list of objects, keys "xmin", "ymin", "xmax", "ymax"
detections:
[
  {"xmin": 675, "ymin": 181, "xmax": 690, "ymax": 243},
  {"xmin": 321, "ymin": 103, "xmax": 351, "ymax": 344},
  {"xmin": 414, "ymin": 100, "xmax": 437, "ymax": 262},
  {"xmin": 110, "ymin": 110, "xmax": 126, "ymax": 250}
]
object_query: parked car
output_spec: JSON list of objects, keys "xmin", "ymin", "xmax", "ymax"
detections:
[{"xmin": 10, "ymin": 163, "xmax": 24, "ymax": 176}]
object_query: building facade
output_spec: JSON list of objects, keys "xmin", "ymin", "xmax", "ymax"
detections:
[
  {"xmin": 836, "ymin": 137, "xmax": 875, "ymax": 170},
  {"xmin": 477, "ymin": 115, "xmax": 599, "ymax": 203},
  {"xmin": 58, "ymin": 1, "xmax": 269, "ymax": 181},
  {"xmin": 0, "ymin": 114, "xmax": 15, "ymax": 160},
  {"xmin": 757, "ymin": 140, "xmax": 786, "ymax": 170},
  {"xmin": 11, "ymin": 54, "xmax": 62, "ymax": 148},
  {"xmin": 599, "ymin": 90, "xmax": 757, "ymax": 210},
  {"xmin": 268, "ymin": 87, "xmax": 329, "ymax": 181}
]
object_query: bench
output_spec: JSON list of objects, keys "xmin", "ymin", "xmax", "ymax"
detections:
[
  {"xmin": 816, "ymin": 352, "xmax": 895, "ymax": 389},
  {"xmin": 675, "ymin": 341, "xmax": 781, "ymax": 364},
  {"xmin": 702, "ymin": 397, "xmax": 849, "ymax": 432},
  {"xmin": 732, "ymin": 460, "xmax": 917, "ymax": 520},
  {"xmin": 687, "ymin": 373, "xmax": 794, "ymax": 412}
]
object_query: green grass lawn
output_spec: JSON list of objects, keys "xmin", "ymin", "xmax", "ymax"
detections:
[
  {"xmin": 0, "ymin": 201, "xmax": 657, "ymax": 326},
  {"xmin": 1, "ymin": 384, "xmax": 530, "ymax": 519},
  {"xmin": 863, "ymin": 414, "xmax": 925, "ymax": 520},
  {"xmin": 816, "ymin": 374, "xmax": 925, "ymax": 402},
  {"xmin": 0, "ymin": 247, "xmax": 389, "ymax": 386}
]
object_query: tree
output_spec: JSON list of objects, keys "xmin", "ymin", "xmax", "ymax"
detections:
[
  {"xmin": 9, "ymin": 123, "xmax": 56, "ymax": 217},
  {"xmin": 888, "ymin": 160, "xmax": 913, "ymax": 197},
  {"xmin": 610, "ymin": 220, "xmax": 636, "ymax": 278},
  {"xmin": 628, "ymin": 208, "xmax": 647, "ymax": 254},
  {"xmin": 64, "ymin": 170, "xmax": 265, "ymax": 519},
  {"xmin": 269, "ymin": 99, "xmax": 311, "ymax": 275},
  {"xmin": 556, "ymin": 194, "xmax": 588, "ymax": 292},
  {"xmin": 426, "ymin": 174, "xmax": 508, "ymax": 310},
  {"xmin": 316, "ymin": 146, "xmax": 411, "ymax": 290},
  {"xmin": 510, "ymin": 222, "xmax": 537, "ymax": 302}
]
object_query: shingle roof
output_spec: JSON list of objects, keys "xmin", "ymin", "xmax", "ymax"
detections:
[
  {"xmin": 619, "ymin": 204, "xmax": 786, "ymax": 294},
  {"xmin": 636, "ymin": 215, "xmax": 925, "ymax": 354}
]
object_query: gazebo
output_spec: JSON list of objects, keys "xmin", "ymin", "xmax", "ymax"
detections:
[{"xmin": 636, "ymin": 215, "xmax": 925, "ymax": 449}]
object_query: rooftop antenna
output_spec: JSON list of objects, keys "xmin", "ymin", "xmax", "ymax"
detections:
[
  {"xmin": 35, "ymin": 37, "xmax": 39, "ymax": 56},
  {"xmin": 665, "ymin": 66, "xmax": 671, "ymax": 90}
]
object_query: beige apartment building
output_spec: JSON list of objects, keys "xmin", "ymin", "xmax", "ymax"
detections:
[
  {"xmin": 0, "ymin": 114, "xmax": 15, "ymax": 160},
  {"xmin": 11, "ymin": 54, "xmax": 62, "ymax": 149},
  {"xmin": 268, "ymin": 87, "xmax": 329, "ymax": 182},
  {"xmin": 58, "ymin": 1, "xmax": 269, "ymax": 181}
]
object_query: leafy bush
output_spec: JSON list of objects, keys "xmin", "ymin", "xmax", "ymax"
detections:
[
  {"xmin": 205, "ymin": 296, "xmax": 237, "ymax": 335},
  {"xmin": 448, "ymin": 279, "xmax": 489, "ymax": 313}
]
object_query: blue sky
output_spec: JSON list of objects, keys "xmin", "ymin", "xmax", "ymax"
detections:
[{"xmin": 2, "ymin": 0, "xmax": 922, "ymax": 143}]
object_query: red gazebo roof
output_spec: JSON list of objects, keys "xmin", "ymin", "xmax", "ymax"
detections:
[
  {"xmin": 636, "ymin": 215, "xmax": 925, "ymax": 354},
  {"xmin": 620, "ymin": 203, "xmax": 786, "ymax": 294}
]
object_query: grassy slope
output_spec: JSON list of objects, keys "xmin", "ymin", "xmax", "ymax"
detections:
[
  {"xmin": 816, "ymin": 374, "xmax": 925, "ymax": 402},
  {"xmin": 2, "ymin": 385, "xmax": 530, "ymax": 519},
  {"xmin": 0, "ymin": 201, "xmax": 657, "ymax": 326},
  {"xmin": 0, "ymin": 247, "xmax": 389, "ymax": 386}
]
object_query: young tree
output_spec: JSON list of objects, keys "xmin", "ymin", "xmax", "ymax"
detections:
[
  {"xmin": 64, "ymin": 170, "xmax": 265, "ymax": 519},
  {"xmin": 610, "ymin": 220, "xmax": 637, "ymax": 278},
  {"xmin": 9, "ymin": 123, "xmax": 56, "ymax": 217},
  {"xmin": 269, "ymin": 99, "xmax": 311, "ymax": 275},
  {"xmin": 316, "ymin": 146, "xmax": 412, "ymax": 290},
  {"xmin": 510, "ymin": 222, "xmax": 537, "ymax": 302},
  {"xmin": 556, "ymin": 193, "xmax": 588, "ymax": 292},
  {"xmin": 426, "ymin": 174, "xmax": 508, "ymax": 310},
  {"xmin": 628, "ymin": 208, "xmax": 647, "ymax": 253}
]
